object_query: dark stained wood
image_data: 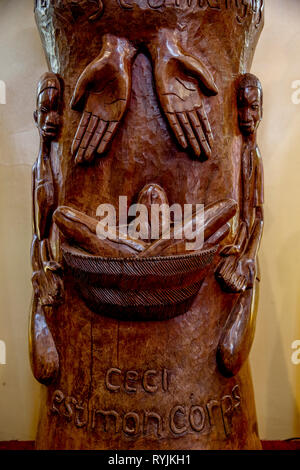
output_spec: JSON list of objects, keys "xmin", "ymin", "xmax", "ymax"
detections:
[
  {"xmin": 1, "ymin": 441, "xmax": 300, "ymax": 451},
  {"xmin": 30, "ymin": 0, "xmax": 265, "ymax": 450},
  {"xmin": 0, "ymin": 441, "xmax": 36, "ymax": 451},
  {"xmin": 2, "ymin": 441, "xmax": 300, "ymax": 451}
]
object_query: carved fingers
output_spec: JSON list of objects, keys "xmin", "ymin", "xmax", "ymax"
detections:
[
  {"xmin": 166, "ymin": 102, "xmax": 214, "ymax": 158},
  {"xmin": 31, "ymin": 236, "xmax": 64, "ymax": 306},
  {"xmin": 165, "ymin": 106, "xmax": 214, "ymax": 159},
  {"xmin": 71, "ymin": 112, "xmax": 119, "ymax": 164},
  {"xmin": 182, "ymin": 108, "xmax": 214, "ymax": 158},
  {"xmin": 216, "ymin": 257, "xmax": 248, "ymax": 293},
  {"xmin": 71, "ymin": 35, "xmax": 136, "ymax": 164},
  {"xmin": 216, "ymin": 252, "xmax": 257, "ymax": 293}
]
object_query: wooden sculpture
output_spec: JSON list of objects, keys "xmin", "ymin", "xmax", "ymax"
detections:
[
  {"xmin": 215, "ymin": 73, "xmax": 264, "ymax": 377},
  {"xmin": 30, "ymin": 0, "xmax": 265, "ymax": 450}
]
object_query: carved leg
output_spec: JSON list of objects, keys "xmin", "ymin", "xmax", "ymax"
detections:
[{"xmin": 29, "ymin": 295, "xmax": 59, "ymax": 385}]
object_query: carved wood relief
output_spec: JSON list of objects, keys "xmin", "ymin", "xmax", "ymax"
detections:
[{"xmin": 30, "ymin": 0, "xmax": 265, "ymax": 449}]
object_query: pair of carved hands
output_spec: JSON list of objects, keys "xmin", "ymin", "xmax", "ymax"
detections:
[{"xmin": 71, "ymin": 31, "xmax": 218, "ymax": 164}]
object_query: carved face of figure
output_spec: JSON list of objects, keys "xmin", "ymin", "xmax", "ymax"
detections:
[
  {"xmin": 237, "ymin": 86, "xmax": 262, "ymax": 136},
  {"xmin": 34, "ymin": 87, "xmax": 60, "ymax": 140}
]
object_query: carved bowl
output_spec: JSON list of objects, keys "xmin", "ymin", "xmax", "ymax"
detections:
[{"xmin": 62, "ymin": 244, "xmax": 218, "ymax": 321}]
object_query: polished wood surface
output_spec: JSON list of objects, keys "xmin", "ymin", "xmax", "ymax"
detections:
[{"xmin": 30, "ymin": 0, "xmax": 265, "ymax": 450}]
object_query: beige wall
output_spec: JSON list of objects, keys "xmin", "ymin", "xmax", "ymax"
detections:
[
  {"xmin": 251, "ymin": 0, "xmax": 300, "ymax": 440},
  {"xmin": 0, "ymin": 0, "xmax": 299, "ymax": 441}
]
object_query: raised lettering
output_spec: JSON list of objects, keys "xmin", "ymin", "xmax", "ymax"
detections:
[
  {"xmin": 207, "ymin": 0, "xmax": 221, "ymax": 10},
  {"xmin": 125, "ymin": 370, "xmax": 139, "ymax": 393},
  {"xmin": 63, "ymin": 396, "xmax": 76, "ymax": 421},
  {"xmin": 232, "ymin": 384, "xmax": 241, "ymax": 408},
  {"xmin": 92, "ymin": 409, "xmax": 121, "ymax": 433},
  {"xmin": 51, "ymin": 390, "xmax": 64, "ymax": 415},
  {"xmin": 118, "ymin": 0, "xmax": 133, "ymax": 9},
  {"xmin": 170, "ymin": 405, "xmax": 188, "ymax": 434},
  {"xmin": 220, "ymin": 395, "xmax": 233, "ymax": 436},
  {"xmin": 147, "ymin": 0, "xmax": 165, "ymax": 8},
  {"xmin": 106, "ymin": 368, "xmax": 121, "ymax": 392},
  {"xmin": 123, "ymin": 412, "xmax": 140, "ymax": 435},
  {"xmin": 143, "ymin": 411, "xmax": 163, "ymax": 437},
  {"xmin": 189, "ymin": 405, "xmax": 206, "ymax": 432},
  {"xmin": 75, "ymin": 403, "xmax": 88, "ymax": 428},
  {"xmin": 143, "ymin": 370, "xmax": 158, "ymax": 393},
  {"xmin": 162, "ymin": 368, "xmax": 169, "ymax": 392}
]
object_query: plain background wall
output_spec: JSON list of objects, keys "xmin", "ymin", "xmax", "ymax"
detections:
[{"xmin": 0, "ymin": 0, "xmax": 299, "ymax": 441}]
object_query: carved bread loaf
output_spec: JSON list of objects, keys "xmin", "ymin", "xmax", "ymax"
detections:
[
  {"xmin": 53, "ymin": 206, "xmax": 147, "ymax": 257},
  {"xmin": 139, "ymin": 199, "xmax": 237, "ymax": 257}
]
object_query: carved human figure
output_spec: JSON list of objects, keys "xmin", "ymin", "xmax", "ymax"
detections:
[
  {"xmin": 30, "ymin": 73, "xmax": 63, "ymax": 385},
  {"xmin": 215, "ymin": 73, "xmax": 264, "ymax": 377}
]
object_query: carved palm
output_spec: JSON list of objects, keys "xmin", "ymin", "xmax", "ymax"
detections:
[
  {"xmin": 71, "ymin": 34, "xmax": 136, "ymax": 164},
  {"xmin": 151, "ymin": 33, "xmax": 218, "ymax": 159}
]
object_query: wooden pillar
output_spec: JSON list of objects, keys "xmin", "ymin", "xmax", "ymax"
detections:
[{"xmin": 30, "ymin": 0, "xmax": 265, "ymax": 450}]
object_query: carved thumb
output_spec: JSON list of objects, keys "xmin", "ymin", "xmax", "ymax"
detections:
[
  {"xmin": 180, "ymin": 53, "xmax": 218, "ymax": 96},
  {"xmin": 70, "ymin": 68, "xmax": 92, "ymax": 110}
]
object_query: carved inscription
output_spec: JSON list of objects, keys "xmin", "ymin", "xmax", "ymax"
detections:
[
  {"xmin": 50, "ymin": 384, "xmax": 241, "ymax": 439},
  {"xmin": 105, "ymin": 368, "xmax": 170, "ymax": 393},
  {"xmin": 34, "ymin": 0, "xmax": 48, "ymax": 8},
  {"xmin": 116, "ymin": 0, "xmax": 264, "ymax": 27}
]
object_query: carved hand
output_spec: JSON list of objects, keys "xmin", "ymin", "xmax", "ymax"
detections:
[
  {"xmin": 236, "ymin": 256, "xmax": 257, "ymax": 289},
  {"xmin": 216, "ymin": 255, "xmax": 248, "ymax": 293},
  {"xmin": 31, "ymin": 238, "xmax": 64, "ymax": 306},
  {"xmin": 149, "ymin": 30, "xmax": 218, "ymax": 159},
  {"xmin": 71, "ymin": 34, "xmax": 137, "ymax": 164},
  {"xmin": 32, "ymin": 266, "xmax": 63, "ymax": 307}
]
